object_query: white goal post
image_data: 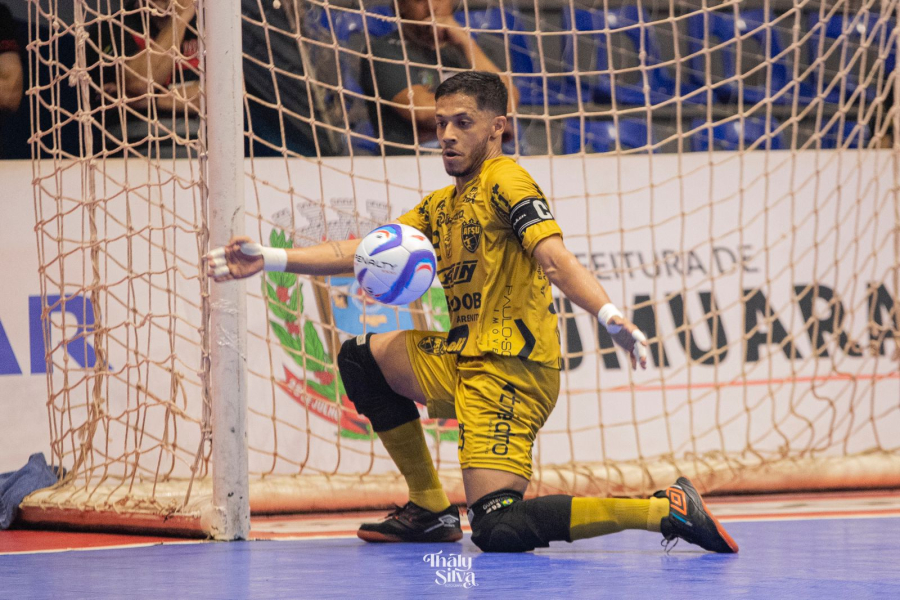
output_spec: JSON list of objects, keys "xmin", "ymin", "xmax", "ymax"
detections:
[{"xmin": 205, "ymin": 0, "xmax": 250, "ymax": 541}]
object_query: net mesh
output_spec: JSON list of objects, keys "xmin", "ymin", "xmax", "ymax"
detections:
[{"xmin": 24, "ymin": 0, "xmax": 900, "ymax": 531}]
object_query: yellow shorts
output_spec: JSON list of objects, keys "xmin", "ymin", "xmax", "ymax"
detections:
[{"xmin": 405, "ymin": 330, "xmax": 560, "ymax": 480}]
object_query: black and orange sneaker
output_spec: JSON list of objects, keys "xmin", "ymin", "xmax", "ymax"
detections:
[
  {"xmin": 357, "ymin": 502, "xmax": 462, "ymax": 543},
  {"xmin": 654, "ymin": 477, "xmax": 739, "ymax": 553}
]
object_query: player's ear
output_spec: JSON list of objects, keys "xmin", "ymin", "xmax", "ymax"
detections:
[{"xmin": 492, "ymin": 114, "xmax": 507, "ymax": 138}]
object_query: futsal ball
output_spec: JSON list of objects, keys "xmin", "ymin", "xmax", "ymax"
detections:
[{"xmin": 354, "ymin": 223, "xmax": 437, "ymax": 306}]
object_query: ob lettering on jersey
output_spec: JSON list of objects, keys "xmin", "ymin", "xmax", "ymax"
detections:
[
  {"xmin": 446, "ymin": 292, "xmax": 481, "ymax": 313},
  {"xmin": 422, "ymin": 551, "xmax": 477, "ymax": 588}
]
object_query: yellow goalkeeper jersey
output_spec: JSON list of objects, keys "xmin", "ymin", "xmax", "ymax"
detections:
[{"xmin": 397, "ymin": 156, "xmax": 562, "ymax": 369}]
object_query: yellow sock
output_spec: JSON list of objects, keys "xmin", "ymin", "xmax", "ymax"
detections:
[
  {"xmin": 377, "ymin": 420, "xmax": 450, "ymax": 513},
  {"xmin": 569, "ymin": 497, "xmax": 670, "ymax": 541}
]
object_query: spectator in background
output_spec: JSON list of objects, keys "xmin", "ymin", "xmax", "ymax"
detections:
[
  {"xmin": 241, "ymin": 0, "xmax": 338, "ymax": 157},
  {"xmin": 0, "ymin": 2, "xmax": 24, "ymax": 159},
  {"xmin": 360, "ymin": 0, "xmax": 519, "ymax": 155},
  {"xmin": 86, "ymin": 0, "xmax": 200, "ymax": 157}
]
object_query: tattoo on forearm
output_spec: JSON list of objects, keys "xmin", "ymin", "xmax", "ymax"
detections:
[{"xmin": 328, "ymin": 241, "xmax": 346, "ymax": 259}]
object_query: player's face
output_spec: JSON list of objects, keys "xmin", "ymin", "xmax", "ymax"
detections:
[{"xmin": 435, "ymin": 93, "xmax": 503, "ymax": 179}]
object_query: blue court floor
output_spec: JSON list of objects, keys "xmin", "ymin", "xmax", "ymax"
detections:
[{"xmin": 1, "ymin": 496, "xmax": 899, "ymax": 599}]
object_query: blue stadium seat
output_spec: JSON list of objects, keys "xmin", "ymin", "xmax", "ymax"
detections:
[
  {"xmin": 819, "ymin": 120, "xmax": 871, "ymax": 149},
  {"xmin": 564, "ymin": 7, "xmax": 702, "ymax": 106},
  {"xmin": 801, "ymin": 12, "xmax": 892, "ymax": 104},
  {"xmin": 690, "ymin": 117, "xmax": 784, "ymax": 151},
  {"xmin": 687, "ymin": 10, "xmax": 790, "ymax": 105},
  {"xmin": 456, "ymin": 9, "xmax": 585, "ymax": 105},
  {"xmin": 562, "ymin": 119, "xmax": 655, "ymax": 154}
]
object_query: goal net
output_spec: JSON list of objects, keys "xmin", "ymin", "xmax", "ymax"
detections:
[{"xmin": 22, "ymin": 0, "xmax": 900, "ymax": 535}]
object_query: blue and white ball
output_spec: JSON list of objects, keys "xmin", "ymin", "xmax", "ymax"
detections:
[{"xmin": 354, "ymin": 224, "xmax": 437, "ymax": 306}]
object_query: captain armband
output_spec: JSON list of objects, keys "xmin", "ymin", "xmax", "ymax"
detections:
[{"xmin": 509, "ymin": 196, "xmax": 555, "ymax": 243}]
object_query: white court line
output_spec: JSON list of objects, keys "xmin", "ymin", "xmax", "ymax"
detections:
[{"xmin": 0, "ymin": 540, "xmax": 206, "ymax": 557}]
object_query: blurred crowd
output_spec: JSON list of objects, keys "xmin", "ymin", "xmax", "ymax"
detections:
[
  {"xmin": 2, "ymin": 0, "xmax": 893, "ymax": 160},
  {"xmin": 1, "ymin": 0, "xmax": 507, "ymax": 160}
]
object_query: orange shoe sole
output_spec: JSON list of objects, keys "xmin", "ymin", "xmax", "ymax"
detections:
[
  {"xmin": 357, "ymin": 529, "xmax": 463, "ymax": 543},
  {"xmin": 698, "ymin": 495, "xmax": 739, "ymax": 553}
]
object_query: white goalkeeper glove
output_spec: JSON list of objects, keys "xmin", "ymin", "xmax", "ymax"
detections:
[
  {"xmin": 206, "ymin": 240, "xmax": 288, "ymax": 281},
  {"xmin": 597, "ymin": 303, "xmax": 649, "ymax": 367}
]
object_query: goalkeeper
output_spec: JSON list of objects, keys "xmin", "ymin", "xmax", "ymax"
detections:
[{"xmin": 207, "ymin": 71, "xmax": 738, "ymax": 554}]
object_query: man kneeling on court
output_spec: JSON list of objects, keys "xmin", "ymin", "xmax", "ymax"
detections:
[{"xmin": 206, "ymin": 71, "xmax": 738, "ymax": 554}]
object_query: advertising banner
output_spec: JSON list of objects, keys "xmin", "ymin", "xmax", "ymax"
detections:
[{"xmin": 3, "ymin": 151, "xmax": 897, "ymax": 477}]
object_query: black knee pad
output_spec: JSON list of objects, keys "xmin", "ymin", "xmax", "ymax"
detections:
[
  {"xmin": 337, "ymin": 334, "xmax": 420, "ymax": 432},
  {"xmin": 468, "ymin": 489, "xmax": 572, "ymax": 553}
]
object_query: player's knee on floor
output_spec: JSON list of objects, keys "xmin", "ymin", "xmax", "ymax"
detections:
[
  {"xmin": 337, "ymin": 334, "xmax": 419, "ymax": 432},
  {"xmin": 468, "ymin": 489, "xmax": 572, "ymax": 553}
]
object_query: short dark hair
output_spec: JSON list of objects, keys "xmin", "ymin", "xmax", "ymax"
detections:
[{"xmin": 435, "ymin": 71, "xmax": 508, "ymax": 116}]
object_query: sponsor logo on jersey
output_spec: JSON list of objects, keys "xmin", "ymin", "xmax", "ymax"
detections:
[
  {"xmin": 440, "ymin": 210, "xmax": 468, "ymax": 254},
  {"xmin": 437, "ymin": 260, "xmax": 478, "ymax": 286},
  {"xmin": 461, "ymin": 218, "xmax": 482, "ymax": 253},
  {"xmin": 490, "ymin": 183, "xmax": 510, "ymax": 217},
  {"xmin": 418, "ymin": 335, "xmax": 448, "ymax": 356},
  {"xmin": 447, "ymin": 292, "xmax": 482, "ymax": 312},
  {"xmin": 417, "ymin": 193, "xmax": 434, "ymax": 221},
  {"xmin": 445, "ymin": 324, "xmax": 470, "ymax": 354},
  {"xmin": 434, "ymin": 199, "xmax": 447, "ymax": 227}
]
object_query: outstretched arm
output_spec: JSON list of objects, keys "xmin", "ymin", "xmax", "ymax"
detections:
[
  {"xmin": 533, "ymin": 234, "xmax": 649, "ymax": 369},
  {"xmin": 206, "ymin": 236, "xmax": 360, "ymax": 282}
]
